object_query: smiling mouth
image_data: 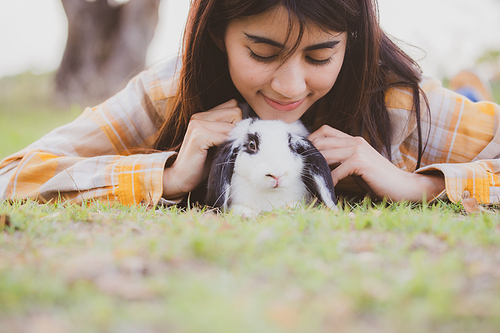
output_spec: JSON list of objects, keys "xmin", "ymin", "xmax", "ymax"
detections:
[{"xmin": 262, "ymin": 94, "xmax": 305, "ymax": 112}]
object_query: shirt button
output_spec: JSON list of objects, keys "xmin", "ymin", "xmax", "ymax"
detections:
[{"xmin": 462, "ymin": 190, "xmax": 471, "ymax": 199}]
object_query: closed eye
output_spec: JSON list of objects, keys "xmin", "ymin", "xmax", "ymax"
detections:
[
  {"xmin": 249, "ymin": 49, "xmax": 332, "ymax": 66},
  {"xmin": 248, "ymin": 49, "xmax": 277, "ymax": 63},
  {"xmin": 305, "ymin": 55, "xmax": 332, "ymax": 66}
]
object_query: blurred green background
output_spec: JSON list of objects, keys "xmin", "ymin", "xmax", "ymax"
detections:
[{"xmin": 0, "ymin": 72, "xmax": 81, "ymax": 160}]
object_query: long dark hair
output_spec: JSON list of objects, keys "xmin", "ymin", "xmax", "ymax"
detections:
[{"xmin": 154, "ymin": 0, "xmax": 428, "ymax": 169}]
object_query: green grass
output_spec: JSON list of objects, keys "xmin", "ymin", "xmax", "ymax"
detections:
[
  {"xmin": 490, "ymin": 80, "xmax": 500, "ymax": 103},
  {"xmin": 0, "ymin": 72, "xmax": 81, "ymax": 159},
  {"xmin": 1, "ymin": 73, "xmax": 500, "ymax": 332},
  {"xmin": 0, "ymin": 200, "xmax": 500, "ymax": 333}
]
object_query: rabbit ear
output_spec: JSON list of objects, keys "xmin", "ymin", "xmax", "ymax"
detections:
[
  {"xmin": 206, "ymin": 140, "xmax": 239, "ymax": 210},
  {"xmin": 290, "ymin": 137, "xmax": 338, "ymax": 210}
]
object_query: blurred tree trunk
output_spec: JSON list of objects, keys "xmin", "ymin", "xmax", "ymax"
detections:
[{"xmin": 55, "ymin": 0, "xmax": 161, "ymax": 106}]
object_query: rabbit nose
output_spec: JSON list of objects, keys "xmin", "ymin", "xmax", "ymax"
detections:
[{"xmin": 266, "ymin": 174, "xmax": 282, "ymax": 188}]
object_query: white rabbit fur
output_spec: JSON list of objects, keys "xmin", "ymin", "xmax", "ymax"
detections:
[{"xmin": 206, "ymin": 118, "xmax": 337, "ymax": 216}]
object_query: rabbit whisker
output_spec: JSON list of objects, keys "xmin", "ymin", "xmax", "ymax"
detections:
[
  {"xmin": 214, "ymin": 161, "xmax": 236, "ymax": 167},
  {"xmin": 213, "ymin": 183, "xmax": 231, "ymax": 208},
  {"xmin": 298, "ymin": 148, "xmax": 321, "ymax": 158}
]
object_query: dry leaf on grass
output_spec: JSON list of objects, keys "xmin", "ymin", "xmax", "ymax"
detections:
[
  {"xmin": 0, "ymin": 214, "xmax": 11, "ymax": 230},
  {"xmin": 0, "ymin": 214, "xmax": 22, "ymax": 232},
  {"xmin": 462, "ymin": 198, "xmax": 489, "ymax": 214}
]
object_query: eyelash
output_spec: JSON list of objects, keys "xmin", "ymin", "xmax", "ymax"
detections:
[
  {"xmin": 306, "ymin": 56, "xmax": 333, "ymax": 66},
  {"xmin": 248, "ymin": 49, "xmax": 332, "ymax": 66}
]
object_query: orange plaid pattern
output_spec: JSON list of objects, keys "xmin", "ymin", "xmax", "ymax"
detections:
[
  {"xmin": 1, "ymin": 56, "xmax": 500, "ymax": 205},
  {"xmin": 388, "ymin": 78, "xmax": 500, "ymax": 204},
  {"xmin": 0, "ymin": 58, "xmax": 180, "ymax": 206}
]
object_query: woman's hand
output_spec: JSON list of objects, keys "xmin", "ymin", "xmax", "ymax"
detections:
[
  {"xmin": 162, "ymin": 99, "xmax": 242, "ymax": 200},
  {"xmin": 309, "ymin": 125, "xmax": 445, "ymax": 203}
]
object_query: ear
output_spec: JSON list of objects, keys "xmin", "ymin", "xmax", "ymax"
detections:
[
  {"xmin": 291, "ymin": 138, "xmax": 338, "ymax": 210},
  {"xmin": 206, "ymin": 140, "xmax": 239, "ymax": 209}
]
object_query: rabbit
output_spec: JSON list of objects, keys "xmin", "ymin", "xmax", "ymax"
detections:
[{"xmin": 206, "ymin": 118, "xmax": 338, "ymax": 216}]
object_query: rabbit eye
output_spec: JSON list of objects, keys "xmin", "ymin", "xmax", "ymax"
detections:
[
  {"xmin": 245, "ymin": 133, "xmax": 260, "ymax": 154},
  {"xmin": 248, "ymin": 140, "xmax": 257, "ymax": 152}
]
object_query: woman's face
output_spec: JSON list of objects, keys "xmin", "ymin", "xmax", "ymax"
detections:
[{"xmin": 224, "ymin": 6, "xmax": 347, "ymax": 123}]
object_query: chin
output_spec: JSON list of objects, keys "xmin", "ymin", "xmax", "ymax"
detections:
[
  {"xmin": 255, "ymin": 107, "xmax": 307, "ymax": 123},
  {"xmin": 273, "ymin": 112, "xmax": 305, "ymax": 124}
]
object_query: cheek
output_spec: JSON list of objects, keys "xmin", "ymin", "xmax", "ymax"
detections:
[
  {"xmin": 230, "ymin": 61, "xmax": 268, "ymax": 91},
  {"xmin": 235, "ymin": 154, "xmax": 263, "ymax": 176},
  {"xmin": 227, "ymin": 50, "xmax": 269, "ymax": 92},
  {"xmin": 308, "ymin": 62, "xmax": 343, "ymax": 94},
  {"xmin": 309, "ymin": 73, "xmax": 336, "ymax": 94},
  {"xmin": 234, "ymin": 155, "xmax": 252, "ymax": 175}
]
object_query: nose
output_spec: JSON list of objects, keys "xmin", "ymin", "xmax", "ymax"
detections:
[
  {"xmin": 266, "ymin": 173, "xmax": 282, "ymax": 188},
  {"xmin": 270, "ymin": 60, "xmax": 307, "ymax": 99}
]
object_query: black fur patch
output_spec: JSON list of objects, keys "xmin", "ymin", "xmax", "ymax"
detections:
[
  {"xmin": 292, "ymin": 138, "xmax": 337, "ymax": 206},
  {"xmin": 288, "ymin": 133, "xmax": 307, "ymax": 155},
  {"xmin": 206, "ymin": 140, "xmax": 239, "ymax": 208},
  {"xmin": 244, "ymin": 133, "xmax": 260, "ymax": 154}
]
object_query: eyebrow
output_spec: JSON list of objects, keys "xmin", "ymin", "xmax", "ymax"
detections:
[{"xmin": 244, "ymin": 33, "xmax": 340, "ymax": 51}]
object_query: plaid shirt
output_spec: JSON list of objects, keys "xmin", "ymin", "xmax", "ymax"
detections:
[{"xmin": 1, "ymin": 57, "xmax": 500, "ymax": 206}]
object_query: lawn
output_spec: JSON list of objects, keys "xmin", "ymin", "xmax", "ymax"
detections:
[
  {"xmin": 0, "ymin": 72, "xmax": 81, "ymax": 160},
  {"xmin": 0, "ymin": 73, "xmax": 500, "ymax": 333},
  {"xmin": 1, "ymin": 200, "xmax": 500, "ymax": 333}
]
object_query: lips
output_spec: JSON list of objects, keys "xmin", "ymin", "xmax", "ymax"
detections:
[{"xmin": 262, "ymin": 94, "xmax": 305, "ymax": 112}]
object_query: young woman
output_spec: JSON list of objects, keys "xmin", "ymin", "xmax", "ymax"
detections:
[{"xmin": 1, "ymin": 0, "xmax": 499, "ymax": 207}]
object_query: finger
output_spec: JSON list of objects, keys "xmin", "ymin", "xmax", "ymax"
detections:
[
  {"xmin": 309, "ymin": 124, "xmax": 353, "ymax": 141},
  {"xmin": 184, "ymin": 120, "xmax": 236, "ymax": 151},
  {"xmin": 197, "ymin": 130, "xmax": 231, "ymax": 152},
  {"xmin": 211, "ymin": 99, "xmax": 238, "ymax": 110},
  {"xmin": 192, "ymin": 107, "xmax": 242, "ymax": 124},
  {"xmin": 312, "ymin": 136, "xmax": 360, "ymax": 151},
  {"xmin": 191, "ymin": 100, "xmax": 242, "ymax": 123},
  {"xmin": 330, "ymin": 162, "xmax": 379, "ymax": 198},
  {"xmin": 329, "ymin": 160, "xmax": 355, "ymax": 186},
  {"xmin": 176, "ymin": 131, "xmax": 230, "ymax": 170},
  {"xmin": 318, "ymin": 147, "xmax": 357, "ymax": 166},
  {"xmin": 178, "ymin": 125, "xmax": 230, "ymax": 158},
  {"xmin": 187, "ymin": 119, "xmax": 236, "ymax": 139}
]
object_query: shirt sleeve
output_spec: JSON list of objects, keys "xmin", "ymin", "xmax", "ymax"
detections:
[
  {"xmin": 387, "ymin": 77, "xmax": 500, "ymax": 204},
  {"xmin": 0, "ymin": 57, "xmax": 181, "ymax": 206}
]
